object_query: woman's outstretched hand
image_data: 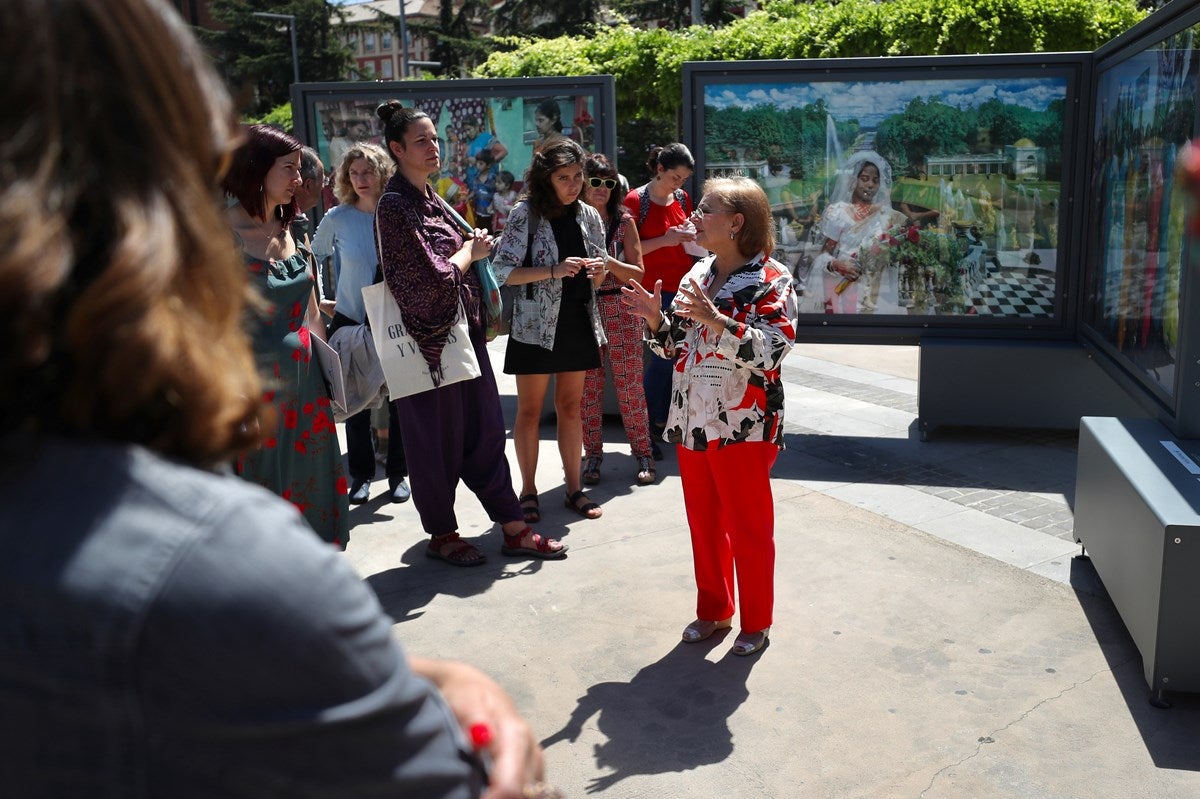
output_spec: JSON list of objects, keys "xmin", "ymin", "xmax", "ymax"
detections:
[{"xmin": 620, "ymin": 278, "xmax": 664, "ymax": 329}]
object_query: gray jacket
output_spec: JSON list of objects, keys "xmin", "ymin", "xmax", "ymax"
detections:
[
  {"xmin": 0, "ymin": 437, "xmax": 482, "ymax": 797},
  {"xmin": 491, "ymin": 200, "xmax": 608, "ymax": 351}
]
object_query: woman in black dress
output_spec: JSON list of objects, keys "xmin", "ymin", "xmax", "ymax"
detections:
[{"xmin": 492, "ymin": 139, "xmax": 609, "ymax": 521}]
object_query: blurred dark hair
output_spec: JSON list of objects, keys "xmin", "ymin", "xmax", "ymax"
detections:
[
  {"xmin": 646, "ymin": 142, "xmax": 695, "ymax": 178},
  {"xmin": 535, "ymin": 99, "xmax": 563, "ymax": 132},
  {"xmin": 222, "ymin": 125, "xmax": 302, "ymax": 227},
  {"xmin": 523, "ymin": 138, "xmax": 586, "ymax": 219},
  {"xmin": 0, "ymin": 0, "xmax": 263, "ymax": 464}
]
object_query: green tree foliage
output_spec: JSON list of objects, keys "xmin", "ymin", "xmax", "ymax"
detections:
[
  {"xmin": 245, "ymin": 101, "xmax": 295, "ymax": 133},
  {"xmin": 491, "ymin": 0, "xmax": 603, "ymax": 38},
  {"xmin": 205, "ymin": 0, "xmax": 352, "ymax": 115},
  {"xmin": 477, "ymin": 0, "xmax": 1145, "ymax": 145},
  {"xmin": 876, "ymin": 97, "xmax": 970, "ymax": 172},
  {"xmin": 420, "ymin": 0, "xmax": 492, "ymax": 75}
]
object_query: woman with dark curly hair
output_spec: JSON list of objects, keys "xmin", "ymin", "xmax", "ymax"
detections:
[
  {"xmin": 223, "ymin": 124, "xmax": 350, "ymax": 548},
  {"xmin": 492, "ymin": 138, "xmax": 609, "ymax": 522}
]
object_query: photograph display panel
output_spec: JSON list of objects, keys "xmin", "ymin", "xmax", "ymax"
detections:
[
  {"xmin": 299, "ymin": 79, "xmax": 606, "ymax": 234},
  {"xmin": 1084, "ymin": 24, "xmax": 1200, "ymax": 401},
  {"xmin": 692, "ymin": 64, "xmax": 1076, "ymax": 322}
]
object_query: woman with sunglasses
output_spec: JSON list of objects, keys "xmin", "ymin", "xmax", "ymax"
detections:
[
  {"xmin": 621, "ymin": 177, "xmax": 797, "ymax": 657},
  {"xmin": 579, "ymin": 153, "xmax": 656, "ymax": 487}
]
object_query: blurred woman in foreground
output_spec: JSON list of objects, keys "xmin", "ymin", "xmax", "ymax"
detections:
[{"xmin": 0, "ymin": 1, "xmax": 548, "ymax": 795}]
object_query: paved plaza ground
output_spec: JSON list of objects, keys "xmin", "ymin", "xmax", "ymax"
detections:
[{"xmin": 342, "ymin": 340, "xmax": 1200, "ymax": 798}]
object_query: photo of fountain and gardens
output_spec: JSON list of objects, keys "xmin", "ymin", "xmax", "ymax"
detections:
[{"xmin": 701, "ymin": 75, "xmax": 1070, "ymax": 318}]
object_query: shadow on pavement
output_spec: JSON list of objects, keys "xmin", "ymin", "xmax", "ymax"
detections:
[
  {"xmin": 540, "ymin": 638, "xmax": 759, "ymax": 793},
  {"xmin": 1069, "ymin": 555, "xmax": 1200, "ymax": 772}
]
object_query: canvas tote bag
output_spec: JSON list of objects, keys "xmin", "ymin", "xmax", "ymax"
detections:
[{"xmin": 360, "ymin": 282, "xmax": 481, "ymax": 398}]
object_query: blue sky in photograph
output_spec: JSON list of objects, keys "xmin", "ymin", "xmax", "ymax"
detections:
[{"xmin": 704, "ymin": 78, "xmax": 1067, "ymax": 127}]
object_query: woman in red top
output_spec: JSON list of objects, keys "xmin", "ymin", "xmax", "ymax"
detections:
[{"xmin": 623, "ymin": 143, "xmax": 697, "ymax": 457}]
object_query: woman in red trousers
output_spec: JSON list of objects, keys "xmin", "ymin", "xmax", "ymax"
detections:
[{"xmin": 622, "ymin": 177, "xmax": 797, "ymax": 657}]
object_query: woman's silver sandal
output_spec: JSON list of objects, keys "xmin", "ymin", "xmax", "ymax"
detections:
[
  {"xmin": 732, "ymin": 628, "xmax": 770, "ymax": 656},
  {"xmin": 681, "ymin": 618, "xmax": 732, "ymax": 643}
]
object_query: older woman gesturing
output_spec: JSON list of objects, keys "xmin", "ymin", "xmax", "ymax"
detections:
[{"xmin": 622, "ymin": 177, "xmax": 797, "ymax": 657}]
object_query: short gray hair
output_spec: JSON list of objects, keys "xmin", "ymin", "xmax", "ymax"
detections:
[{"xmin": 299, "ymin": 146, "xmax": 323, "ymax": 182}]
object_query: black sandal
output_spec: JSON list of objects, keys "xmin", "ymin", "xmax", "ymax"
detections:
[
  {"xmin": 564, "ymin": 489, "xmax": 602, "ymax": 520},
  {"xmin": 519, "ymin": 493, "xmax": 540, "ymax": 523}
]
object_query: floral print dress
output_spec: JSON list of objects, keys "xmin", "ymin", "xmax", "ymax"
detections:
[{"xmin": 239, "ymin": 246, "xmax": 350, "ymax": 548}]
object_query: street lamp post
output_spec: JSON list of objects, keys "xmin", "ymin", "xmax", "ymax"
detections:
[
  {"xmin": 251, "ymin": 11, "xmax": 300, "ymax": 86},
  {"xmin": 397, "ymin": 0, "xmax": 410, "ymax": 78}
]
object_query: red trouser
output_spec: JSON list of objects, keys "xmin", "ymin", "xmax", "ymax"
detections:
[
  {"xmin": 581, "ymin": 292, "xmax": 653, "ymax": 459},
  {"xmin": 677, "ymin": 441, "xmax": 778, "ymax": 633}
]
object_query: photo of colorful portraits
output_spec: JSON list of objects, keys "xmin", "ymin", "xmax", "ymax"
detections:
[
  {"xmin": 310, "ymin": 89, "xmax": 599, "ymax": 233},
  {"xmin": 1084, "ymin": 24, "xmax": 1199, "ymax": 400},
  {"xmin": 696, "ymin": 70, "xmax": 1073, "ymax": 319}
]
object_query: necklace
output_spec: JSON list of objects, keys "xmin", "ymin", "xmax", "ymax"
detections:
[
  {"xmin": 243, "ymin": 205, "xmax": 284, "ymax": 242},
  {"xmin": 852, "ymin": 202, "xmax": 874, "ymax": 221}
]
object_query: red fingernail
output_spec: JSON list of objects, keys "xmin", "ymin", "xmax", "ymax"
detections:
[{"xmin": 469, "ymin": 722, "xmax": 493, "ymax": 749}]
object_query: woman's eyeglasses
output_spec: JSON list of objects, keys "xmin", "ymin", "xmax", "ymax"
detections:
[
  {"xmin": 587, "ymin": 177, "xmax": 618, "ymax": 189},
  {"xmin": 693, "ymin": 204, "xmax": 728, "ymax": 219}
]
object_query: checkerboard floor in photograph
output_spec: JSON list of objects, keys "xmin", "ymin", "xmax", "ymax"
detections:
[{"xmin": 968, "ymin": 268, "xmax": 1057, "ymax": 317}]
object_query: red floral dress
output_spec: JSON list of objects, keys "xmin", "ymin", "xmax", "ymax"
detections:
[{"xmin": 239, "ymin": 247, "xmax": 350, "ymax": 548}]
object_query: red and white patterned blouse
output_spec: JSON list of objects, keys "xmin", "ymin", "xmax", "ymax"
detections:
[{"xmin": 646, "ymin": 253, "xmax": 797, "ymax": 451}]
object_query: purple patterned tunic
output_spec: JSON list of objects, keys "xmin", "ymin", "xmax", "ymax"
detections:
[{"xmin": 375, "ymin": 174, "xmax": 484, "ymax": 377}]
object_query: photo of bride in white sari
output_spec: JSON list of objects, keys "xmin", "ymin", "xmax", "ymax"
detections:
[{"xmin": 812, "ymin": 150, "xmax": 906, "ymax": 314}]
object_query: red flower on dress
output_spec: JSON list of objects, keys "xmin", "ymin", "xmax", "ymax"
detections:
[
  {"xmin": 295, "ymin": 440, "xmax": 308, "ymax": 454},
  {"xmin": 283, "ymin": 409, "xmax": 299, "ymax": 429},
  {"xmin": 303, "ymin": 402, "xmax": 315, "ymax": 415},
  {"xmin": 312, "ymin": 411, "xmax": 334, "ymax": 433},
  {"xmin": 263, "ymin": 437, "xmax": 278, "ymax": 449},
  {"xmin": 336, "ymin": 475, "xmax": 349, "ymax": 495}
]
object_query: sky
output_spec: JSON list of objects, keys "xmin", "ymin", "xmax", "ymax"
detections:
[{"xmin": 704, "ymin": 78, "xmax": 1068, "ymax": 127}]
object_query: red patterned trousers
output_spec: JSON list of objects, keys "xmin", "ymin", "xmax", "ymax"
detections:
[{"xmin": 582, "ymin": 292, "xmax": 653, "ymax": 459}]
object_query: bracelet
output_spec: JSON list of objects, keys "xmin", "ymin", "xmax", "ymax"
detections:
[
  {"xmin": 826, "ymin": 262, "xmax": 839, "ymax": 275},
  {"xmin": 550, "ymin": 264, "xmax": 555, "ymax": 279}
]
